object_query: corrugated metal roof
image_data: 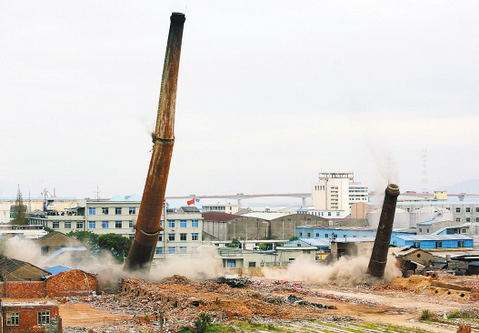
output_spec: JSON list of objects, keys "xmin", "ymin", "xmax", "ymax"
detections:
[
  {"xmin": 395, "ymin": 234, "xmax": 473, "ymax": 241},
  {"xmin": 45, "ymin": 265, "xmax": 72, "ymax": 275}
]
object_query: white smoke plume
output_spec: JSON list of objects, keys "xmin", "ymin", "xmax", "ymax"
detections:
[{"xmin": 262, "ymin": 254, "xmax": 401, "ymax": 286}]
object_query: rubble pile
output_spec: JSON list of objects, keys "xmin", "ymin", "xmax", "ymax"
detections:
[{"xmin": 81, "ymin": 275, "xmax": 336, "ymax": 331}]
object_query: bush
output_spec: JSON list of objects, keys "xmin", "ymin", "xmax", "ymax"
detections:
[
  {"xmin": 194, "ymin": 313, "xmax": 212, "ymax": 333},
  {"xmin": 420, "ymin": 309, "xmax": 434, "ymax": 321}
]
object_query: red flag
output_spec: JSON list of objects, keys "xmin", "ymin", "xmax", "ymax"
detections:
[{"xmin": 186, "ymin": 197, "xmax": 195, "ymax": 206}]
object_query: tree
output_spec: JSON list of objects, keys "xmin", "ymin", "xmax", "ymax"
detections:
[
  {"xmin": 97, "ymin": 233, "xmax": 132, "ymax": 262},
  {"xmin": 226, "ymin": 238, "xmax": 241, "ymax": 249},
  {"xmin": 67, "ymin": 230, "xmax": 100, "ymax": 253},
  {"xmin": 11, "ymin": 188, "xmax": 27, "ymax": 225}
]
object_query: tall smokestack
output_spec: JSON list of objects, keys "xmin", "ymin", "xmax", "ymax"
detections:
[
  {"xmin": 367, "ymin": 183, "xmax": 400, "ymax": 278},
  {"xmin": 124, "ymin": 12, "xmax": 186, "ymax": 272}
]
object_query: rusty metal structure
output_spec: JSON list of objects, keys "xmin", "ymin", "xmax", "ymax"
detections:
[
  {"xmin": 124, "ymin": 12, "xmax": 186, "ymax": 272},
  {"xmin": 367, "ymin": 183, "xmax": 400, "ymax": 278}
]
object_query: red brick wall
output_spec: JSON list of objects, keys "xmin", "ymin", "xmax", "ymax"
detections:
[
  {"xmin": 0, "ymin": 281, "xmax": 46, "ymax": 298},
  {"xmin": 2, "ymin": 305, "xmax": 59, "ymax": 333},
  {"xmin": 45, "ymin": 269, "xmax": 98, "ymax": 297}
]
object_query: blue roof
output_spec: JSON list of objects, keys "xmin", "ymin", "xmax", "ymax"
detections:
[
  {"xmin": 394, "ymin": 234, "xmax": 473, "ymax": 241},
  {"xmin": 45, "ymin": 265, "xmax": 72, "ymax": 275}
]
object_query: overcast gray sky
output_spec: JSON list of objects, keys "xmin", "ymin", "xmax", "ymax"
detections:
[{"xmin": 1, "ymin": 0, "xmax": 478, "ymax": 198}]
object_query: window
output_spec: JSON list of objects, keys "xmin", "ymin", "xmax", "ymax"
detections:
[
  {"xmin": 168, "ymin": 246, "xmax": 176, "ymax": 254},
  {"xmin": 64, "ymin": 221, "xmax": 71, "ymax": 229},
  {"xmin": 327, "ymin": 212, "xmax": 331, "ymax": 216},
  {"xmin": 180, "ymin": 220, "xmax": 187, "ymax": 228},
  {"xmin": 426, "ymin": 229, "xmax": 430, "ymax": 233},
  {"xmin": 155, "ymin": 247, "xmax": 163, "ymax": 254},
  {"xmin": 168, "ymin": 233, "xmax": 175, "ymax": 241},
  {"xmin": 115, "ymin": 221, "xmax": 122, "ymax": 229},
  {"xmin": 458, "ymin": 241, "xmax": 465, "ymax": 248},
  {"xmin": 456, "ymin": 218, "xmax": 461, "ymax": 222},
  {"xmin": 307, "ymin": 232, "xmax": 311, "ymax": 237},
  {"xmin": 476, "ymin": 217, "xmax": 479, "ymax": 223},
  {"xmin": 129, "ymin": 220, "xmax": 134, "ymax": 228},
  {"xmin": 192, "ymin": 219, "xmax": 199, "ymax": 228},
  {"xmin": 52, "ymin": 221, "xmax": 59, "ymax": 229},
  {"xmin": 466, "ymin": 207, "xmax": 471, "ymax": 213},
  {"xmin": 180, "ymin": 233, "xmax": 187, "ymax": 241},
  {"xmin": 435, "ymin": 241, "xmax": 443, "ymax": 248},
  {"xmin": 226, "ymin": 259, "xmax": 236, "ymax": 268},
  {"xmin": 413, "ymin": 241, "xmax": 420, "ymax": 248},
  {"xmin": 88, "ymin": 221, "xmax": 96, "ymax": 229},
  {"xmin": 128, "ymin": 207, "xmax": 136, "ymax": 215},
  {"xmin": 299, "ymin": 232, "xmax": 303, "ymax": 237},
  {"xmin": 159, "ymin": 233, "xmax": 163, "ymax": 241},
  {"xmin": 476, "ymin": 207, "xmax": 479, "ymax": 213},
  {"xmin": 76, "ymin": 221, "xmax": 84, "ymax": 229},
  {"xmin": 6, "ymin": 312, "xmax": 19, "ymax": 326},
  {"xmin": 456, "ymin": 207, "xmax": 461, "ymax": 213},
  {"xmin": 248, "ymin": 262, "xmax": 256, "ymax": 267},
  {"xmin": 102, "ymin": 221, "xmax": 109, "ymax": 229},
  {"xmin": 88, "ymin": 207, "xmax": 96, "ymax": 215},
  {"xmin": 466, "ymin": 218, "xmax": 471, "ymax": 222},
  {"xmin": 38, "ymin": 311, "xmax": 50, "ymax": 325},
  {"xmin": 102, "ymin": 207, "xmax": 109, "ymax": 215},
  {"xmin": 115, "ymin": 207, "xmax": 122, "ymax": 215},
  {"xmin": 192, "ymin": 233, "xmax": 199, "ymax": 241},
  {"xmin": 179, "ymin": 246, "xmax": 187, "ymax": 254},
  {"xmin": 168, "ymin": 220, "xmax": 175, "ymax": 228},
  {"xmin": 325, "ymin": 234, "xmax": 328, "ymax": 238},
  {"xmin": 315, "ymin": 233, "xmax": 319, "ymax": 237}
]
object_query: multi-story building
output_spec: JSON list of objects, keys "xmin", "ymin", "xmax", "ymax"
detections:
[
  {"xmin": 397, "ymin": 195, "xmax": 479, "ymax": 225},
  {"xmin": 311, "ymin": 172, "xmax": 368, "ymax": 217},
  {"xmin": 28, "ymin": 197, "xmax": 203, "ymax": 259},
  {"xmin": 202, "ymin": 202, "xmax": 239, "ymax": 215}
]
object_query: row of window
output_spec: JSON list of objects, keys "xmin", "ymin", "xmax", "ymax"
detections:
[
  {"xmin": 6, "ymin": 311, "xmax": 50, "ymax": 326},
  {"xmin": 456, "ymin": 207, "xmax": 479, "ymax": 213},
  {"xmin": 52, "ymin": 220, "xmax": 134, "ymax": 229},
  {"xmin": 158, "ymin": 232, "xmax": 199, "ymax": 242},
  {"xmin": 455, "ymin": 217, "xmax": 479, "ymax": 222},
  {"xmin": 161, "ymin": 219, "xmax": 200, "ymax": 228},
  {"xmin": 88, "ymin": 207, "xmax": 136, "ymax": 216},
  {"xmin": 155, "ymin": 246, "xmax": 188, "ymax": 255}
]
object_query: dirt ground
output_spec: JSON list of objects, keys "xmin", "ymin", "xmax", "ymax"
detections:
[{"xmin": 60, "ymin": 274, "xmax": 479, "ymax": 332}]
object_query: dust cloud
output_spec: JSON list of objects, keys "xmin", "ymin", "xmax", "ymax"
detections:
[
  {"xmin": 263, "ymin": 254, "xmax": 401, "ymax": 286},
  {"xmin": 150, "ymin": 245, "xmax": 223, "ymax": 280}
]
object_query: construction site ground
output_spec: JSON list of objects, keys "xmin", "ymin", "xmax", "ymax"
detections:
[{"xmin": 59, "ymin": 274, "xmax": 479, "ymax": 333}]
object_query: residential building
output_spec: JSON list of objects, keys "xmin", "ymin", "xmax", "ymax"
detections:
[
  {"xmin": 0, "ymin": 256, "xmax": 51, "ymax": 281},
  {"xmin": 28, "ymin": 196, "xmax": 204, "ymax": 259},
  {"xmin": 1, "ymin": 300, "xmax": 61, "ymax": 333}
]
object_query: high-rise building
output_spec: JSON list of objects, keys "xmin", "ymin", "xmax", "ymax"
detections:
[{"xmin": 311, "ymin": 172, "xmax": 368, "ymax": 216}]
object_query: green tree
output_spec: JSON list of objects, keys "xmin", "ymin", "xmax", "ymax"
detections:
[
  {"xmin": 97, "ymin": 233, "xmax": 132, "ymax": 262},
  {"xmin": 11, "ymin": 188, "xmax": 27, "ymax": 225},
  {"xmin": 67, "ymin": 230, "xmax": 100, "ymax": 253},
  {"xmin": 226, "ymin": 239, "xmax": 241, "ymax": 249}
]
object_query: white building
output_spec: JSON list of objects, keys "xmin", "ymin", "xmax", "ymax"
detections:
[
  {"xmin": 202, "ymin": 202, "xmax": 239, "ymax": 215},
  {"xmin": 28, "ymin": 197, "xmax": 203, "ymax": 259},
  {"xmin": 311, "ymin": 172, "xmax": 369, "ymax": 217}
]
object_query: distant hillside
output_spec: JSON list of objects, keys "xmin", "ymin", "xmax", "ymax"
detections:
[{"xmin": 447, "ymin": 179, "xmax": 479, "ymax": 194}]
